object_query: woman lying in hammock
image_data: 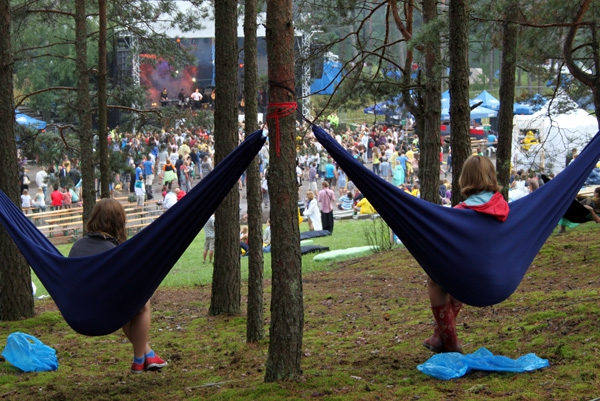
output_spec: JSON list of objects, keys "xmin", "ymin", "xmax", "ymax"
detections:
[
  {"xmin": 424, "ymin": 155, "xmax": 510, "ymax": 354},
  {"xmin": 68, "ymin": 199, "xmax": 168, "ymax": 374}
]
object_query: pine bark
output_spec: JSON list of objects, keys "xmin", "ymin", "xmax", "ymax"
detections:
[
  {"xmin": 497, "ymin": 0, "xmax": 519, "ymax": 197},
  {"xmin": 98, "ymin": 0, "xmax": 110, "ymax": 199},
  {"xmin": 75, "ymin": 0, "xmax": 95, "ymax": 229},
  {"xmin": 0, "ymin": 0, "xmax": 34, "ymax": 320},
  {"xmin": 419, "ymin": 0, "xmax": 442, "ymax": 204},
  {"xmin": 448, "ymin": 0, "xmax": 471, "ymax": 204},
  {"xmin": 244, "ymin": 0, "xmax": 265, "ymax": 343},
  {"xmin": 210, "ymin": 0, "xmax": 242, "ymax": 316},
  {"xmin": 264, "ymin": 0, "xmax": 304, "ymax": 381}
]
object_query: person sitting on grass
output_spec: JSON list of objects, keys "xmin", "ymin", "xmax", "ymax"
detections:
[
  {"xmin": 338, "ymin": 191, "xmax": 354, "ymax": 211},
  {"xmin": 354, "ymin": 196, "xmax": 376, "ymax": 215},
  {"xmin": 68, "ymin": 198, "xmax": 168, "ymax": 374}
]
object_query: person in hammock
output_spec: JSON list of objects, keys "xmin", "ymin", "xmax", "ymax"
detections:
[
  {"xmin": 424, "ymin": 155, "xmax": 509, "ymax": 354},
  {"xmin": 68, "ymin": 198, "xmax": 168, "ymax": 374}
]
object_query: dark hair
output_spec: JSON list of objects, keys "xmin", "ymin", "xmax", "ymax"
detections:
[{"xmin": 86, "ymin": 198, "xmax": 127, "ymax": 244}]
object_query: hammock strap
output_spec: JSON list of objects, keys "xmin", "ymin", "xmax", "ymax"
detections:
[{"xmin": 267, "ymin": 102, "xmax": 297, "ymax": 157}]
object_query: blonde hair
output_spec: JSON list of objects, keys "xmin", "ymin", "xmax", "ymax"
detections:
[
  {"xmin": 459, "ymin": 155, "xmax": 500, "ymax": 197},
  {"xmin": 306, "ymin": 191, "xmax": 314, "ymax": 201},
  {"xmin": 86, "ymin": 198, "xmax": 127, "ymax": 244}
]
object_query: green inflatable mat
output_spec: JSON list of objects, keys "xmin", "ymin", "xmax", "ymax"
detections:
[
  {"xmin": 312, "ymin": 245, "xmax": 379, "ymax": 261},
  {"xmin": 300, "ymin": 239, "xmax": 314, "ymax": 246}
]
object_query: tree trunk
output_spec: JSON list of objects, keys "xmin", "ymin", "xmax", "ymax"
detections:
[
  {"xmin": 98, "ymin": 0, "xmax": 109, "ymax": 199},
  {"xmin": 419, "ymin": 0, "xmax": 442, "ymax": 204},
  {"xmin": 0, "ymin": 0, "xmax": 34, "ymax": 321},
  {"xmin": 497, "ymin": 0, "xmax": 519, "ymax": 198},
  {"xmin": 210, "ymin": 0, "xmax": 241, "ymax": 316},
  {"xmin": 244, "ymin": 0, "xmax": 265, "ymax": 343},
  {"xmin": 264, "ymin": 0, "xmax": 303, "ymax": 382},
  {"xmin": 448, "ymin": 0, "xmax": 471, "ymax": 204},
  {"xmin": 75, "ymin": 0, "xmax": 95, "ymax": 229}
]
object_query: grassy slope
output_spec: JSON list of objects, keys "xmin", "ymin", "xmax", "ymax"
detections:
[{"xmin": 2, "ymin": 219, "xmax": 600, "ymax": 400}]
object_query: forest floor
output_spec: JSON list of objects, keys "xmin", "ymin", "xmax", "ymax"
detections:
[{"xmin": 1, "ymin": 224, "xmax": 600, "ymax": 400}]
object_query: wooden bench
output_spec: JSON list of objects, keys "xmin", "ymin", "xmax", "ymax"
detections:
[
  {"xmin": 36, "ymin": 224, "xmax": 63, "ymax": 238},
  {"xmin": 334, "ymin": 210, "xmax": 355, "ymax": 220},
  {"xmin": 29, "ymin": 208, "xmax": 82, "ymax": 226},
  {"xmin": 126, "ymin": 222, "xmax": 153, "ymax": 236},
  {"xmin": 46, "ymin": 214, "xmax": 83, "ymax": 226}
]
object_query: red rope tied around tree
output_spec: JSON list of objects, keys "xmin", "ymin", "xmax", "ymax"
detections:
[{"xmin": 267, "ymin": 102, "xmax": 298, "ymax": 157}]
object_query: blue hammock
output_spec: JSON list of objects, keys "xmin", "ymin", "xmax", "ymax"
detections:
[
  {"xmin": 312, "ymin": 125, "xmax": 600, "ymax": 307},
  {"xmin": 0, "ymin": 130, "xmax": 266, "ymax": 336}
]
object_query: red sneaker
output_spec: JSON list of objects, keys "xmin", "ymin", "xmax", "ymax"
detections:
[
  {"xmin": 131, "ymin": 361, "xmax": 145, "ymax": 374},
  {"xmin": 145, "ymin": 353, "xmax": 168, "ymax": 371}
]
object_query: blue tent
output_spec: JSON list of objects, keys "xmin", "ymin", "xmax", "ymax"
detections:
[
  {"xmin": 441, "ymin": 104, "xmax": 498, "ymax": 120},
  {"xmin": 15, "ymin": 112, "xmax": 46, "ymax": 130},
  {"xmin": 363, "ymin": 96, "xmax": 403, "ymax": 115},
  {"xmin": 513, "ymin": 94, "xmax": 546, "ymax": 115},
  {"xmin": 472, "ymin": 90, "xmax": 500, "ymax": 111},
  {"xmin": 311, "ymin": 60, "xmax": 342, "ymax": 96}
]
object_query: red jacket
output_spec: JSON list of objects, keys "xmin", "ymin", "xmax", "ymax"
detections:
[{"xmin": 455, "ymin": 191, "xmax": 510, "ymax": 222}]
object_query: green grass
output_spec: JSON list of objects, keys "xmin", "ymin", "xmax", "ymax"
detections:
[{"xmin": 32, "ymin": 219, "xmax": 387, "ymax": 296}]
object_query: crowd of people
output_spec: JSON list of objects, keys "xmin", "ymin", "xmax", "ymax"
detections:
[{"xmin": 18, "ymin": 114, "xmax": 600, "ymax": 373}]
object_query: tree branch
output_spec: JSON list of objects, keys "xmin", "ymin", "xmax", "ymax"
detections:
[
  {"xmin": 563, "ymin": 0, "xmax": 595, "ymax": 87},
  {"xmin": 25, "ymin": 8, "xmax": 75, "ymax": 18},
  {"xmin": 15, "ymin": 87, "xmax": 77, "ymax": 108}
]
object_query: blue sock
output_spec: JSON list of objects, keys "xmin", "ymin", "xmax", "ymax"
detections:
[
  {"xmin": 145, "ymin": 350, "xmax": 155, "ymax": 358},
  {"xmin": 133, "ymin": 355, "xmax": 145, "ymax": 364}
]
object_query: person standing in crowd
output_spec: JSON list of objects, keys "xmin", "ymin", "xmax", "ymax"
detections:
[
  {"xmin": 69, "ymin": 199, "xmax": 168, "ymax": 374},
  {"xmin": 134, "ymin": 173, "xmax": 145, "ymax": 211},
  {"xmin": 303, "ymin": 190, "xmax": 322, "ymax": 231},
  {"xmin": 163, "ymin": 159, "xmax": 177, "ymax": 190},
  {"xmin": 36, "ymin": 167, "xmax": 49, "ymax": 200},
  {"xmin": 318, "ymin": 181, "xmax": 336, "ymax": 233},
  {"xmin": 203, "ymin": 214, "xmax": 215, "ymax": 264},
  {"xmin": 324, "ymin": 157, "xmax": 337, "ymax": 191}
]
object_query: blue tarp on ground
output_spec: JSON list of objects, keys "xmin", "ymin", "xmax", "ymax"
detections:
[
  {"xmin": 311, "ymin": 60, "xmax": 343, "ymax": 96},
  {"xmin": 15, "ymin": 112, "xmax": 46, "ymax": 130}
]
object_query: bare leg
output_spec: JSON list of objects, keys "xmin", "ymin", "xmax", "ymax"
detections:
[
  {"xmin": 122, "ymin": 301, "xmax": 152, "ymax": 358},
  {"xmin": 427, "ymin": 279, "xmax": 449, "ymax": 307}
]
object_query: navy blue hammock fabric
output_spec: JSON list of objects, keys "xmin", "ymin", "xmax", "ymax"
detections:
[
  {"xmin": 312, "ymin": 125, "xmax": 600, "ymax": 307},
  {"xmin": 0, "ymin": 130, "xmax": 266, "ymax": 336}
]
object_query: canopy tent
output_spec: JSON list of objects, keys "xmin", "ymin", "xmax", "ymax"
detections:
[
  {"xmin": 472, "ymin": 90, "xmax": 500, "ymax": 111},
  {"xmin": 513, "ymin": 94, "xmax": 546, "ymax": 115},
  {"xmin": 512, "ymin": 93, "xmax": 598, "ymax": 173},
  {"xmin": 440, "ymin": 91, "xmax": 497, "ymax": 120},
  {"xmin": 310, "ymin": 60, "xmax": 342, "ymax": 96},
  {"xmin": 15, "ymin": 112, "xmax": 46, "ymax": 130},
  {"xmin": 363, "ymin": 96, "xmax": 403, "ymax": 115},
  {"xmin": 441, "ymin": 104, "xmax": 498, "ymax": 120}
]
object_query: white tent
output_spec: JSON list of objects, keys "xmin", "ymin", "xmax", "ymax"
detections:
[{"xmin": 512, "ymin": 93, "xmax": 598, "ymax": 174}]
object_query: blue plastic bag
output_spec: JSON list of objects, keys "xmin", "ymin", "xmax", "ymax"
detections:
[
  {"xmin": 2, "ymin": 332, "xmax": 58, "ymax": 372},
  {"xmin": 417, "ymin": 347, "xmax": 549, "ymax": 380}
]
